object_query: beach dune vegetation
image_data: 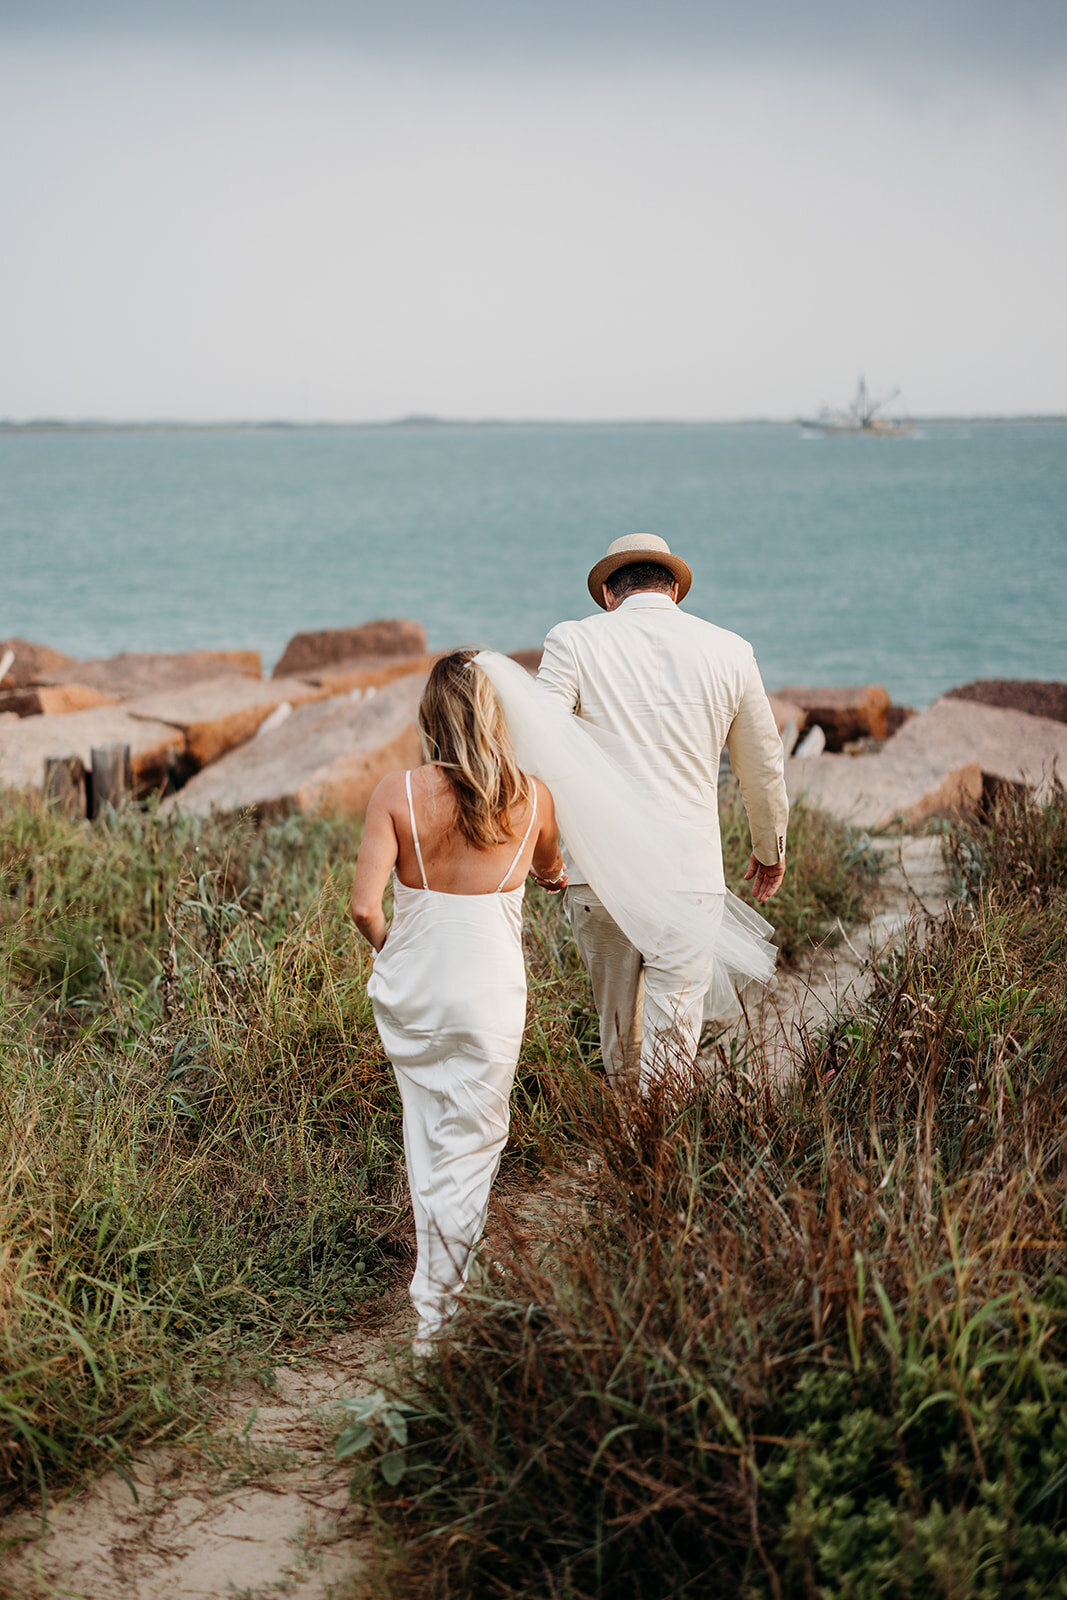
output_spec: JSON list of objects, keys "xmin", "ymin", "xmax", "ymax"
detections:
[
  {"xmin": 355, "ymin": 785, "xmax": 1067, "ymax": 1600},
  {"xmin": 0, "ymin": 784, "xmax": 877, "ymax": 1513}
]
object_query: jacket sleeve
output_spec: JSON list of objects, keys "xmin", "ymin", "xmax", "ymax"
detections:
[
  {"xmin": 726, "ymin": 656, "xmax": 789, "ymax": 865},
  {"xmin": 536, "ymin": 625, "xmax": 580, "ymax": 712}
]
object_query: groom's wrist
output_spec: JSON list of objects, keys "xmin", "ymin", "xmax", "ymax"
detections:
[{"xmin": 533, "ymin": 866, "xmax": 568, "ymax": 891}]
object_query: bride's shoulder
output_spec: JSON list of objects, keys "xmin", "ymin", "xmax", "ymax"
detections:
[
  {"xmin": 529, "ymin": 774, "xmax": 557, "ymax": 815},
  {"xmin": 368, "ymin": 767, "xmax": 425, "ymax": 809}
]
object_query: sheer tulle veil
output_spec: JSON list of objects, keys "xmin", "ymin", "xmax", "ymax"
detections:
[{"xmin": 474, "ymin": 650, "xmax": 777, "ymax": 1023}]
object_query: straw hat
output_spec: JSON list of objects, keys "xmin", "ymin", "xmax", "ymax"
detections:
[{"xmin": 586, "ymin": 533, "xmax": 692, "ymax": 608}]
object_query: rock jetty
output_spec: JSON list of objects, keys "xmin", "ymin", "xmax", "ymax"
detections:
[
  {"xmin": 162, "ymin": 676, "xmax": 426, "ymax": 820},
  {"xmin": 0, "ymin": 707, "xmax": 185, "ymax": 796},
  {"xmin": 785, "ymin": 692, "xmax": 1067, "ymax": 831},
  {"xmin": 124, "ymin": 675, "xmax": 337, "ymax": 770},
  {"xmin": 771, "ymin": 684, "xmax": 895, "ymax": 749},
  {"xmin": 3, "ymin": 631, "xmax": 1063, "ymax": 831},
  {"xmin": 0, "ymin": 625, "xmax": 430, "ymax": 814},
  {"xmin": 271, "ymin": 619, "xmax": 427, "ymax": 679},
  {"xmin": 945, "ymin": 679, "xmax": 1067, "ymax": 725}
]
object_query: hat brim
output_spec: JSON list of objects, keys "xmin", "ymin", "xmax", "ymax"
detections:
[{"xmin": 587, "ymin": 549, "xmax": 693, "ymax": 608}]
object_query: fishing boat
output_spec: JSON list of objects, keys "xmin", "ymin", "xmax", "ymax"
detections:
[{"xmin": 800, "ymin": 376, "xmax": 914, "ymax": 437}]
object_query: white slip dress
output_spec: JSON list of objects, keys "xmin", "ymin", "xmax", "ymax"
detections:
[{"xmin": 366, "ymin": 771, "xmax": 538, "ymax": 1344}]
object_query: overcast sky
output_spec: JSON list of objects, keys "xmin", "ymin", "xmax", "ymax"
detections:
[{"xmin": 1, "ymin": 2, "xmax": 1065, "ymax": 420}]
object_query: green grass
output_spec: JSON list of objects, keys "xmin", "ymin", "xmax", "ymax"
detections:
[
  {"xmin": 351, "ymin": 785, "xmax": 1067, "ymax": 1600},
  {"xmin": 0, "ymin": 796, "xmax": 407, "ymax": 1507}
]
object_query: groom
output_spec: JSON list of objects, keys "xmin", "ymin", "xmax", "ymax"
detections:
[{"xmin": 537, "ymin": 533, "xmax": 789, "ymax": 1092}]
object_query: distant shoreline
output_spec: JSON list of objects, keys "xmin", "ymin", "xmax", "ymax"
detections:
[{"xmin": 1, "ymin": 415, "xmax": 1065, "ymax": 436}]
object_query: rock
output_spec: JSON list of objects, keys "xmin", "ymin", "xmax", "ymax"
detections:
[
  {"xmin": 509, "ymin": 649, "xmax": 544, "ymax": 676},
  {"xmin": 787, "ymin": 697, "xmax": 1067, "ymax": 831},
  {"xmin": 163, "ymin": 674, "xmax": 427, "ymax": 820},
  {"xmin": 43, "ymin": 649, "xmax": 263, "ymax": 698},
  {"xmin": 124, "ymin": 675, "xmax": 334, "ymax": 770},
  {"xmin": 0, "ymin": 683, "xmax": 121, "ymax": 718},
  {"xmin": 0, "ymin": 638, "xmax": 77, "ymax": 689},
  {"xmin": 0, "ymin": 707, "xmax": 185, "ymax": 797},
  {"xmin": 885, "ymin": 704, "xmax": 916, "ymax": 738},
  {"xmin": 295, "ymin": 653, "xmax": 434, "ymax": 696},
  {"xmin": 256, "ymin": 702, "xmax": 294, "ymax": 739},
  {"xmin": 771, "ymin": 684, "xmax": 891, "ymax": 750},
  {"xmin": 946, "ymin": 679, "xmax": 1067, "ymax": 726},
  {"xmin": 886, "ymin": 698, "xmax": 1067, "ymax": 793},
  {"xmin": 767, "ymin": 694, "xmax": 808, "ymax": 738},
  {"xmin": 272, "ymin": 620, "xmax": 427, "ymax": 679}
]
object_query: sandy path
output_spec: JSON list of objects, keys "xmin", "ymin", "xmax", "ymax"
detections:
[
  {"xmin": 753, "ymin": 833, "xmax": 951, "ymax": 1085},
  {"xmin": 0, "ymin": 1305, "xmax": 409, "ymax": 1600}
]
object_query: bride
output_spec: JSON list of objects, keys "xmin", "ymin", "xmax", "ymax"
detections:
[{"xmin": 351, "ymin": 649, "xmax": 566, "ymax": 1352}]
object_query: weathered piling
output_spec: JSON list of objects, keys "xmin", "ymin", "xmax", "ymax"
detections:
[
  {"xmin": 90, "ymin": 743, "xmax": 133, "ymax": 816},
  {"xmin": 42, "ymin": 755, "xmax": 87, "ymax": 818}
]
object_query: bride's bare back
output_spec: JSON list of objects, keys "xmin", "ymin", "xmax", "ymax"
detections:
[
  {"xmin": 390, "ymin": 765, "xmax": 553, "ymax": 895},
  {"xmin": 352, "ymin": 763, "xmax": 565, "ymax": 949}
]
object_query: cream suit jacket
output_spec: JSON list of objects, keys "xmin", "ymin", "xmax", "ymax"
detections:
[{"xmin": 536, "ymin": 592, "xmax": 788, "ymax": 889}]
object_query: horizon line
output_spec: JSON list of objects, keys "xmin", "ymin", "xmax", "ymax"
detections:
[{"xmin": 2, "ymin": 411, "xmax": 1066, "ymax": 431}]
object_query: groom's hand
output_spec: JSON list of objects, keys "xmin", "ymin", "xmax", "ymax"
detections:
[
  {"xmin": 532, "ymin": 866, "xmax": 569, "ymax": 894},
  {"xmin": 744, "ymin": 854, "xmax": 785, "ymax": 903}
]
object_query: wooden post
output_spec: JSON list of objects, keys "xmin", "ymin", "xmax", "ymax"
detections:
[
  {"xmin": 90, "ymin": 743, "xmax": 133, "ymax": 817},
  {"xmin": 43, "ymin": 756, "xmax": 87, "ymax": 818}
]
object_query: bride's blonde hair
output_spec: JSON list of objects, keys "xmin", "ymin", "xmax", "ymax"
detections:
[{"xmin": 417, "ymin": 650, "xmax": 533, "ymax": 848}]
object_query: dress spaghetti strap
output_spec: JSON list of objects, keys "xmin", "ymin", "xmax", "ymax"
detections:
[
  {"xmin": 495, "ymin": 787, "xmax": 538, "ymax": 892},
  {"xmin": 405, "ymin": 770, "xmax": 430, "ymax": 890}
]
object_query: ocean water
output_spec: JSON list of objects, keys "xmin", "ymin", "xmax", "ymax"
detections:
[{"xmin": 1, "ymin": 421, "xmax": 1063, "ymax": 707}]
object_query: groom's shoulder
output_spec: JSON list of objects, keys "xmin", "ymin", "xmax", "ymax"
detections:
[
  {"xmin": 542, "ymin": 611, "xmax": 612, "ymax": 650},
  {"xmin": 676, "ymin": 609, "xmax": 754, "ymax": 658},
  {"xmin": 544, "ymin": 608, "xmax": 754, "ymax": 662}
]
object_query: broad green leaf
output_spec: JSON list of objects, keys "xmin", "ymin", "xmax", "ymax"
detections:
[{"xmin": 334, "ymin": 1422, "xmax": 374, "ymax": 1459}]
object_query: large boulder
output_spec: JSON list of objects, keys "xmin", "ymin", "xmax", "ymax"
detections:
[
  {"xmin": 771, "ymin": 684, "xmax": 891, "ymax": 750},
  {"xmin": 509, "ymin": 649, "xmax": 544, "ymax": 676},
  {"xmin": 44, "ymin": 649, "xmax": 263, "ymax": 698},
  {"xmin": 0, "ymin": 684, "xmax": 120, "ymax": 718},
  {"xmin": 946, "ymin": 679, "xmax": 1067, "ymax": 726},
  {"xmin": 788, "ymin": 697, "xmax": 1067, "ymax": 831},
  {"xmin": 295, "ymin": 653, "xmax": 435, "ymax": 696},
  {"xmin": 163, "ymin": 674, "xmax": 427, "ymax": 820},
  {"xmin": 0, "ymin": 638, "xmax": 77, "ymax": 689},
  {"xmin": 0, "ymin": 707, "xmax": 185, "ymax": 797},
  {"xmin": 272, "ymin": 620, "xmax": 427, "ymax": 679},
  {"xmin": 766, "ymin": 694, "xmax": 808, "ymax": 740},
  {"xmin": 125, "ymin": 674, "xmax": 334, "ymax": 769}
]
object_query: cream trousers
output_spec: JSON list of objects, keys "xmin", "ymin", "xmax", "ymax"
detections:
[{"xmin": 566, "ymin": 885, "xmax": 708, "ymax": 1095}]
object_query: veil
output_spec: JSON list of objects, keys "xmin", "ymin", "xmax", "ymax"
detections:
[{"xmin": 474, "ymin": 650, "xmax": 777, "ymax": 1023}]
